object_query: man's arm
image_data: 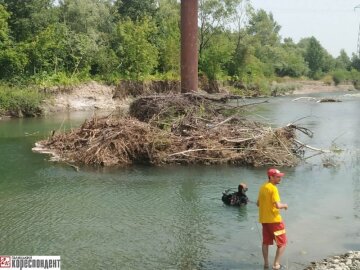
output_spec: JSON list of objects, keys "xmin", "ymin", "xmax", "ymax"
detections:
[{"xmin": 275, "ymin": 201, "xmax": 288, "ymax": 210}]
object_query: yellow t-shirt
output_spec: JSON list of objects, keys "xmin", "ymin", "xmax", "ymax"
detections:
[{"xmin": 258, "ymin": 182, "xmax": 282, "ymax": 223}]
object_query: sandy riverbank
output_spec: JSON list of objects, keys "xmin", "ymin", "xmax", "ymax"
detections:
[
  {"xmin": 38, "ymin": 80, "xmax": 357, "ymax": 114},
  {"xmin": 291, "ymin": 80, "xmax": 355, "ymax": 95},
  {"xmin": 41, "ymin": 81, "xmax": 132, "ymax": 114}
]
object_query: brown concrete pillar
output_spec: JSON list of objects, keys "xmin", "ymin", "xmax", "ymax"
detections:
[{"xmin": 181, "ymin": 0, "xmax": 198, "ymax": 93}]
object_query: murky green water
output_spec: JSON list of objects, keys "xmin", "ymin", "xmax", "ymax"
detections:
[{"xmin": 1, "ymin": 92, "xmax": 360, "ymax": 270}]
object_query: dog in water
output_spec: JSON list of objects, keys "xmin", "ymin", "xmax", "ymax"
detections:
[{"xmin": 222, "ymin": 183, "xmax": 249, "ymax": 206}]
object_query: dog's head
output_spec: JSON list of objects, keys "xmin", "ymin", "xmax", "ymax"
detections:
[{"xmin": 238, "ymin": 183, "xmax": 248, "ymax": 194}]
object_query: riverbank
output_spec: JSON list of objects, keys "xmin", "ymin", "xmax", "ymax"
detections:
[
  {"xmin": 41, "ymin": 81, "xmax": 132, "ymax": 114},
  {"xmin": 0, "ymin": 78, "xmax": 354, "ymax": 123},
  {"xmin": 304, "ymin": 251, "xmax": 360, "ymax": 270},
  {"xmin": 39, "ymin": 79, "xmax": 356, "ymax": 113},
  {"xmin": 0, "ymin": 79, "xmax": 356, "ymax": 119},
  {"xmin": 292, "ymin": 80, "xmax": 355, "ymax": 95}
]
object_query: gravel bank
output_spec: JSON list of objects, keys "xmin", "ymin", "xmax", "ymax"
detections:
[{"xmin": 304, "ymin": 251, "xmax": 360, "ymax": 270}]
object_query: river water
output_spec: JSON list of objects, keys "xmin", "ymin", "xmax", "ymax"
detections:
[{"xmin": 1, "ymin": 92, "xmax": 360, "ymax": 270}]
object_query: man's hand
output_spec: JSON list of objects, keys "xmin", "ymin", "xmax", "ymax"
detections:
[{"xmin": 275, "ymin": 202, "xmax": 288, "ymax": 210}]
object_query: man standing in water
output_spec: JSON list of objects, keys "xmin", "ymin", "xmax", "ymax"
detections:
[{"xmin": 257, "ymin": 168, "xmax": 288, "ymax": 270}]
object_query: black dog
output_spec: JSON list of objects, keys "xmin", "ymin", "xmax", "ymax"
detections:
[{"xmin": 222, "ymin": 183, "xmax": 249, "ymax": 206}]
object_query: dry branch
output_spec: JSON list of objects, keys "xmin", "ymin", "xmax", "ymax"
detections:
[{"xmin": 34, "ymin": 94, "xmax": 313, "ymax": 168}]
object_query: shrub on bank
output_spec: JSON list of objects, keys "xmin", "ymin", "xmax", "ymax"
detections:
[
  {"xmin": 332, "ymin": 70, "xmax": 347, "ymax": 85},
  {"xmin": 0, "ymin": 85, "xmax": 44, "ymax": 117}
]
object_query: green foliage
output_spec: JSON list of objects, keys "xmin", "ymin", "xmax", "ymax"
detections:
[
  {"xmin": 155, "ymin": 0, "xmax": 180, "ymax": 75},
  {"xmin": 89, "ymin": 47, "xmax": 119, "ymax": 76},
  {"xmin": 114, "ymin": 17, "xmax": 159, "ymax": 79},
  {"xmin": 302, "ymin": 37, "xmax": 334, "ymax": 79},
  {"xmin": 0, "ymin": 0, "xmax": 359, "ymax": 102},
  {"xmin": 349, "ymin": 69, "xmax": 360, "ymax": 90},
  {"xmin": 332, "ymin": 70, "xmax": 347, "ymax": 85},
  {"xmin": 26, "ymin": 23, "xmax": 68, "ymax": 75},
  {"xmin": 335, "ymin": 49, "xmax": 351, "ymax": 71},
  {"xmin": 322, "ymin": 75, "xmax": 333, "ymax": 86},
  {"xmin": 274, "ymin": 46, "xmax": 308, "ymax": 77},
  {"xmin": 1, "ymin": 0, "xmax": 58, "ymax": 41},
  {"xmin": 303, "ymin": 37, "xmax": 325, "ymax": 78},
  {"xmin": 115, "ymin": 0, "xmax": 157, "ymax": 21},
  {"xmin": 0, "ymin": 4, "xmax": 10, "ymax": 46},
  {"xmin": 247, "ymin": 9, "xmax": 280, "ymax": 47},
  {"xmin": 31, "ymin": 71, "xmax": 83, "ymax": 87},
  {"xmin": 236, "ymin": 54, "xmax": 267, "ymax": 84},
  {"xmin": 59, "ymin": 0, "xmax": 114, "ymax": 35},
  {"xmin": 0, "ymin": 84, "xmax": 44, "ymax": 116},
  {"xmin": 351, "ymin": 54, "xmax": 360, "ymax": 71},
  {"xmin": 199, "ymin": 0, "xmax": 242, "ymax": 58},
  {"xmin": 199, "ymin": 32, "xmax": 234, "ymax": 80},
  {"xmin": 0, "ymin": 45, "xmax": 28, "ymax": 79}
]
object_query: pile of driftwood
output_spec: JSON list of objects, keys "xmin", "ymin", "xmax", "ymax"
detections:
[{"xmin": 35, "ymin": 93, "xmax": 308, "ymax": 167}]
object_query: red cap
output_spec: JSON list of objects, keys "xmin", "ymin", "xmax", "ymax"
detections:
[{"xmin": 267, "ymin": 168, "xmax": 285, "ymax": 177}]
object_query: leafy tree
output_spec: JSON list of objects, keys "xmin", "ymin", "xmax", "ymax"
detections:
[
  {"xmin": 303, "ymin": 37, "xmax": 326, "ymax": 78},
  {"xmin": 237, "ymin": 9, "xmax": 282, "ymax": 77},
  {"xmin": 155, "ymin": 0, "xmax": 180, "ymax": 75},
  {"xmin": 227, "ymin": 35, "xmax": 250, "ymax": 78},
  {"xmin": 199, "ymin": 0, "xmax": 242, "ymax": 59},
  {"xmin": 114, "ymin": 17, "xmax": 159, "ymax": 79},
  {"xmin": 0, "ymin": 45, "xmax": 28, "ymax": 79},
  {"xmin": 26, "ymin": 23, "xmax": 68, "ymax": 75},
  {"xmin": 274, "ymin": 46, "xmax": 308, "ymax": 77},
  {"xmin": 247, "ymin": 9, "xmax": 280, "ymax": 47},
  {"xmin": 0, "ymin": 0, "xmax": 58, "ymax": 41},
  {"xmin": 115, "ymin": 0, "xmax": 157, "ymax": 21},
  {"xmin": 199, "ymin": 32, "xmax": 234, "ymax": 80},
  {"xmin": 89, "ymin": 47, "xmax": 119, "ymax": 76},
  {"xmin": 351, "ymin": 53, "xmax": 360, "ymax": 71},
  {"xmin": 59, "ymin": 0, "xmax": 115, "ymax": 36},
  {"xmin": 0, "ymin": 4, "xmax": 29, "ymax": 80},
  {"xmin": 0, "ymin": 4, "xmax": 10, "ymax": 46},
  {"xmin": 335, "ymin": 49, "xmax": 351, "ymax": 71},
  {"xmin": 58, "ymin": 0, "xmax": 117, "ymax": 76},
  {"xmin": 321, "ymin": 51, "xmax": 335, "ymax": 73}
]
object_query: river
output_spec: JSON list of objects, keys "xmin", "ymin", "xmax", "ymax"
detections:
[{"xmin": 0, "ymin": 92, "xmax": 360, "ymax": 270}]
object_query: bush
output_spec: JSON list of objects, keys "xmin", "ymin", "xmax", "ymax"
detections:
[
  {"xmin": 0, "ymin": 47, "xmax": 28, "ymax": 79},
  {"xmin": 349, "ymin": 69, "xmax": 360, "ymax": 90},
  {"xmin": 322, "ymin": 75, "xmax": 333, "ymax": 86},
  {"xmin": 0, "ymin": 85, "xmax": 44, "ymax": 116},
  {"xmin": 332, "ymin": 70, "xmax": 347, "ymax": 85},
  {"xmin": 271, "ymin": 81, "xmax": 301, "ymax": 96}
]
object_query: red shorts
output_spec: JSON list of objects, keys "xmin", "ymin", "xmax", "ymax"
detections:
[{"xmin": 262, "ymin": 222, "xmax": 287, "ymax": 247}]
